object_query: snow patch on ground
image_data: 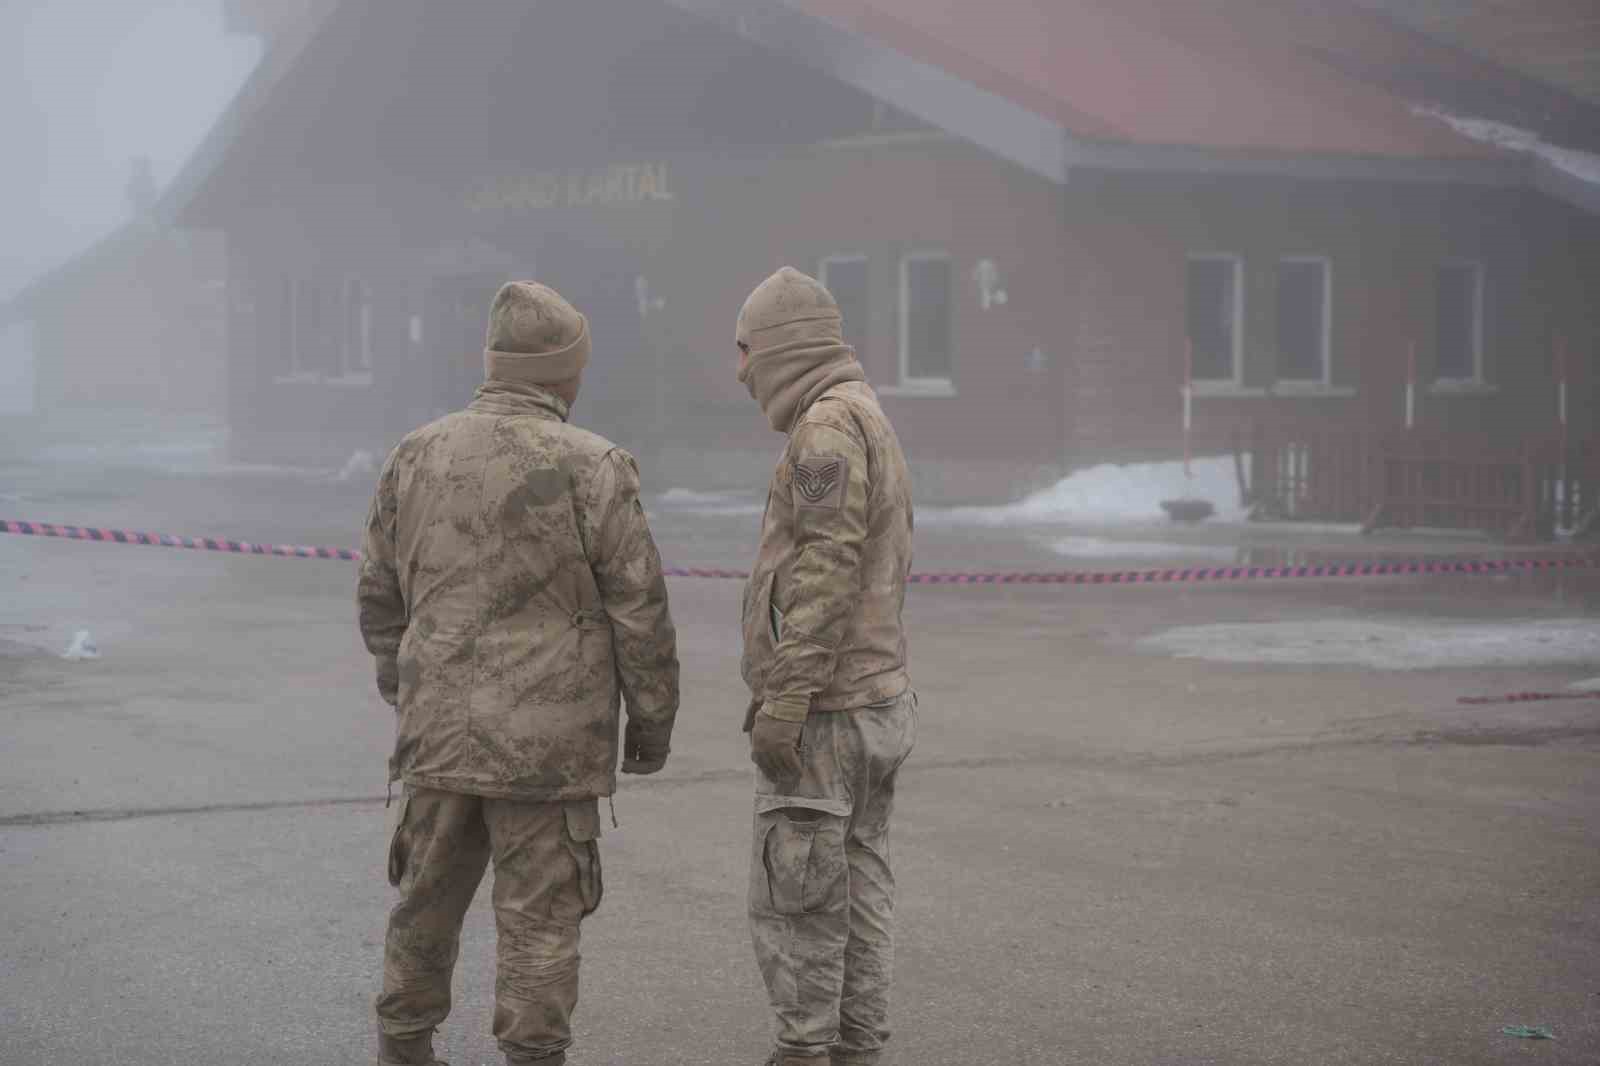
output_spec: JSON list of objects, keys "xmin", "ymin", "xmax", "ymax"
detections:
[
  {"xmin": 335, "ymin": 450, "xmax": 378, "ymax": 483},
  {"xmin": 655, "ymin": 488, "xmax": 765, "ymax": 517},
  {"xmin": 36, "ymin": 433, "xmax": 333, "ymax": 480},
  {"xmin": 926, "ymin": 456, "xmax": 1247, "ymax": 527},
  {"xmin": 61, "ymin": 630, "xmax": 100, "ymax": 661},
  {"xmin": 1412, "ymin": 106, "xmax": 1600, "ymax": 186},
  {"xmin": 1040, "ymin": 536, "xmax": 1239, "ymax": 561},
  {"xmin": 1140, "ymin": 618, "xmax": 1600, "ymax": 670},
  {"xmin": 1569, "ymin": 677, "xmax": 1600, "ymax": 693}
]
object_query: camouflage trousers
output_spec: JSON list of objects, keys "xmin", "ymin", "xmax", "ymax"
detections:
[
  {"xmin": 749, "ymin": 691, "xmax": 917, "ymax": 1063},
  {"xmin": 376, "ymin": 786, "xmax": 603, "ymax": 1065}
]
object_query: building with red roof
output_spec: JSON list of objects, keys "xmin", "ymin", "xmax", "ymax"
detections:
[{"xmin": 166, "ymin": 0, "xmax": 1599, "ymax": 523}]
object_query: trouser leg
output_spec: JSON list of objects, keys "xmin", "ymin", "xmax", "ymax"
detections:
[
  {"xmin": 835, "ymin": 767, "xmax": 899, "ymax": 1063},
  {"xmin": 750, "ymin": 802, "xmax": 851, "ymax": 1056},
  {"xmin": 484, "ymin": 797, "xmax": 603, "ymax": 1065},
  {"xmin": 837, "ymin": 693, "xmax": 916, "ymax": 1065},
  {"xmin": 376, "ymin": 787, "xmax": 491, "ymax": 1062},
  {"xmin": 750, "ymin": 693, "xmax": 916, "ymax": 1062}
]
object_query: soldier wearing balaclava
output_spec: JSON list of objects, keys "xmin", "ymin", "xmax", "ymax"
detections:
[
  {"xmin": 359, "ymin": 281, "xmax": 680, "ymax": 1066},
  {"xmin": 735, "ymin": 267, "xmax": 918, "ymax": 1066}
]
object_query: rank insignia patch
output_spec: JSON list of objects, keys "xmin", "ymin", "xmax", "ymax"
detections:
[{"xmin": 793, "ymin": 456, "xmax": 847, "ymax": 510}]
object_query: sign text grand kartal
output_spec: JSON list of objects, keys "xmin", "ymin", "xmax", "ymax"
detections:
[{"xmin": 468, "ymin": 162, "xmax": 676, "ymax": 212}]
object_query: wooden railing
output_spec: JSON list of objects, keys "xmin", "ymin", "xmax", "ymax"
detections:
[{"xmin": 1238, "ymin": 423, "xmax": 1598, "ymax": 541}]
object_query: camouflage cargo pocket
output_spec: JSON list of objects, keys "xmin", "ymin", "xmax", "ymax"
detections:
[
  {"xmin": 755, "ymin": 806, "xmax": 847, "ymax": 916},
  {"xmin": 386, "ymin": 790, "xmax": 411, "ymax": 887},
  {"xmin": 563, "ymin": 800, "xmax": 604, "ymax": 917}
]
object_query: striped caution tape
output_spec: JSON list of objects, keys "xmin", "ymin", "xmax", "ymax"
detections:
[
  {"xmin": 1457, "ymin": 691, "xmax": 1600, "ymax": 706},
  {"xmin": 4, "ymin": 518, "xmax": 1598, "ymax": 585},
  {"xmin": 1, "ymin": 519, "xmax": 360, "ymax": 562}
]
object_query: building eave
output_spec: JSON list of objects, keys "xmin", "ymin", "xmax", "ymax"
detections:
[
  {"xmin": 674, "ymin": 0, "xmax": 1569, "ymax": 200},
  {"xmin": 667, "ymin": 0, "xmax": 1072, "ymax": 183}
]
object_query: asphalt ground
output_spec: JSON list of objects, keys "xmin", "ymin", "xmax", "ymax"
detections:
[{"xmin": 2, "ymin": 434, "xmax": 1597, "ymax": 1065}]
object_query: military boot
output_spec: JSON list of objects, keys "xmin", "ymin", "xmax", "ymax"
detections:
[
  {"xmin": 378, "ymin": 1031, "xmax": 448, "ymax": 1066},
  {"xmin": 765, "ymin": 1052, "xmax": 827, "ymax": 1066},
  {"xmin": 830, "ymin": 1053, "xmax": 880, "ymax": 1065}
]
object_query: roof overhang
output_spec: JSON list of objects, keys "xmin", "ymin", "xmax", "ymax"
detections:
[
  {"xmin": 165, "ymin": 0, "xmax": 1600, "ymax": 226},
  {"xmin": 672, "ymin": 0, "xmax": 1588, "ymax": 209}
]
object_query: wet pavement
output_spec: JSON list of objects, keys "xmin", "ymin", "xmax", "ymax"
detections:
[{"xmin": 2, "ymin": 418, "xmax": 1598, "ymax": 1065}]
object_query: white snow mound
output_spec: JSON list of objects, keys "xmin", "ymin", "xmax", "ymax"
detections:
[
  {"xmin": 929, "ymin": 456, "xmax": 1247, "ymax": 527},
  {"xmin": 1141, "ymin": 618, "xmax": 1600, "ymax": 670},
  {"xmin": 656, "ymin": 489, "xmax": 765, "ymax": 516},
  {"xmin": 336, "ymin": 450, "xmax": 379, "ymax": 483},
  {"xmin": 62, "ymin": 630, "xmax": 100, "ymax": 661}
]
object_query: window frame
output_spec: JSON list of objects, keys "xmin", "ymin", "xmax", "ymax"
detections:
[
  {"xmin": 275, "ymin": 276, "xmax": 375, "ymax": 386},
  {"xmin": 1433, "ymin": 259, "xmax": 1485, "ymax": 386},
  {"xmin": 1275, "ymin": 254, "xmax": 1333, "ymax": 388},
  {"xmin": 277, "ymin": 277, "xmax": 319, "ymax": 383},
  {"xmin": 336, "ymin": 276, "xmax": 375, "ymax": 384},
  {"xmin": 1184, "ymin": 252, "xmax": 1245, "ymax": 386},
  {"xmin": 897, "ymin": 250, "xmax": 955, "ymax": 391},
  {"xmin": 818, "ymin": 253, "xmax": 868, "ymax": 292}
]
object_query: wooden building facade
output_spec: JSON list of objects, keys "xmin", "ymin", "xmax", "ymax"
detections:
[{"xmin": 167, "ymin": 0, "xmax": 1600, "ymax": 511}]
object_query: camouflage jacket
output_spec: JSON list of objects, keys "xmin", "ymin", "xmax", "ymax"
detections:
[
  {"xmin": 358, "ymin": 380, "xmax": 679, "ymax": 800},
  {"xmin": 741, "ymin": 380, "xmax": 913, "ymax": 721}
]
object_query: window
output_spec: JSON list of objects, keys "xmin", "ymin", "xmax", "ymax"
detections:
[
  {"xmin": 899, "ymin": 253, "xmax": 953, "ymax": 385},
  {"xmin": 1434, "ymin": 262, "xmax": 1483, "ymax": 382},
  {"xmin": 289, "ymin": 279, "xmax": 316, "ymax": 378},
  {"xmin": 1185, "ymin": 255, "xmax": 1243, "ymax": 382},
  {"xmin": 1276, "ymin": 257, "xmax": 1330, "ymax": 384},
  {"xmin": 819, "ymin": 255, "xmax": 869, "ymax": 361},
  {"xmin": 342, "ymin": 278, "xmax": 374, "ymax": 378}
]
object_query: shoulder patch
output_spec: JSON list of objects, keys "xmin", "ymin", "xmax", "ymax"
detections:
[{"xmin": 793, "ymin": 455, "xmax": 848, "ymax": 510}]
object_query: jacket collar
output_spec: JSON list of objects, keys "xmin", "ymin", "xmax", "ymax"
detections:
[{"xmin": 467, "ymin": 380, "xmax": 570, "ymax": 421}]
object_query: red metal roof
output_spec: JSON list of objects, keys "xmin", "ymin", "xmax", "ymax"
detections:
[{"xmin": 797, "ymin": 0, "xmax": 1509, "ymax": 159}]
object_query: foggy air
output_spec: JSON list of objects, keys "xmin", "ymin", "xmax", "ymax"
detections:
[{"xmin": 2, "ymin": 2, "xmax": 1597, "ymax": 1064}]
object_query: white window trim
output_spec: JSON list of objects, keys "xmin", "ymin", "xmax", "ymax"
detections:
[
  {"xmin": 1276, "ymin": 255, "xmax": 1332, "ymax": 387},
  {"xmin": 1433, "ymin": 260, "xmax": 1485, "ymax": 386},
  {"xmin": 1427, "ymin": 380, "xmax": 1499, "ymax": 398},
  {"xmin": 877, "ymin": 381, "xmax": 958, "ymax": 398},
  {"xmin": 1191, "ymin": 382, "xmax": 1270, "ymax": 399},
  {"xmin": 1186, "ymin": 253, "xmax": 1244, "ymax": 386},
  {"xmin": 340, "ymin": 276, "xmax": 374, "ymax": 382},
  {"xmin": 1270, "ymin": 382, "xmax": 1356, "ymax": 398},
  {"xmin": 898, "ymin": 251, "xmax": 955, "ymax": 391}
]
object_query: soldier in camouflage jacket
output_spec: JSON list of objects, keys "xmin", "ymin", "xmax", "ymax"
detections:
[
  {"xmin": 735, "ymin": 267, "xmax": 918, "ymax": 1066},
  {"xmin": 359, "ymin": 281, "xmax": 679, "ymax": 1066}
]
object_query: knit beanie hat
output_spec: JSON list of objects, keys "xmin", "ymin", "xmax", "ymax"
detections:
[{"xmin": 483, "ymin": 281, "xmax": 590, "ymax": 384}]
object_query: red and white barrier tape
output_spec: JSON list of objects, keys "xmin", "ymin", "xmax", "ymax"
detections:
[
  {"xmin": 4, "ymin": 518, "xmax": 1598, "ymax": 586},
  {"xmin": 1457, "ymin": 691, "xmax": 1600, "ymax": 706},
  {"xmin": 1, "ymin": 520, "xmax": 360, "ymax": 562}
]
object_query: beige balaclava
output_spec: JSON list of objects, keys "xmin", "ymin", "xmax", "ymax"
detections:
[
  {"xmin": 483, "ymin": 281, "xmax": 590, "ymax": 388},
  {"xmin": 735, "ymin": 266, "xmax": 865, "ymax": 434}
]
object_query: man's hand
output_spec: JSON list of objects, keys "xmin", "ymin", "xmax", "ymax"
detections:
[
  {"xmin": 621, "ymin": 719, "xmax": 669, "ymax": 775},
  {"xmin": 750, "ymin": 709, "xmax": 805, "ymax": 783}
]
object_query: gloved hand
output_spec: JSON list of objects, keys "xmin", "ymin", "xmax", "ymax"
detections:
[
  {"xmin": 621, "ymin": 719, "xmax": 669, "ymax": 775},
  {"xmin": 749, "ymin": 708, "xmax": 805, "ymax": 783}
]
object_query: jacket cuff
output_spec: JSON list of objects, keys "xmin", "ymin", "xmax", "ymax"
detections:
[
  {"xmin": 376, "ymin": 655, "xmax": 399, "ymax": 707},
  {"xmin": 760, "ymin": 697, "xmax": 811, "ymax": 724}
]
